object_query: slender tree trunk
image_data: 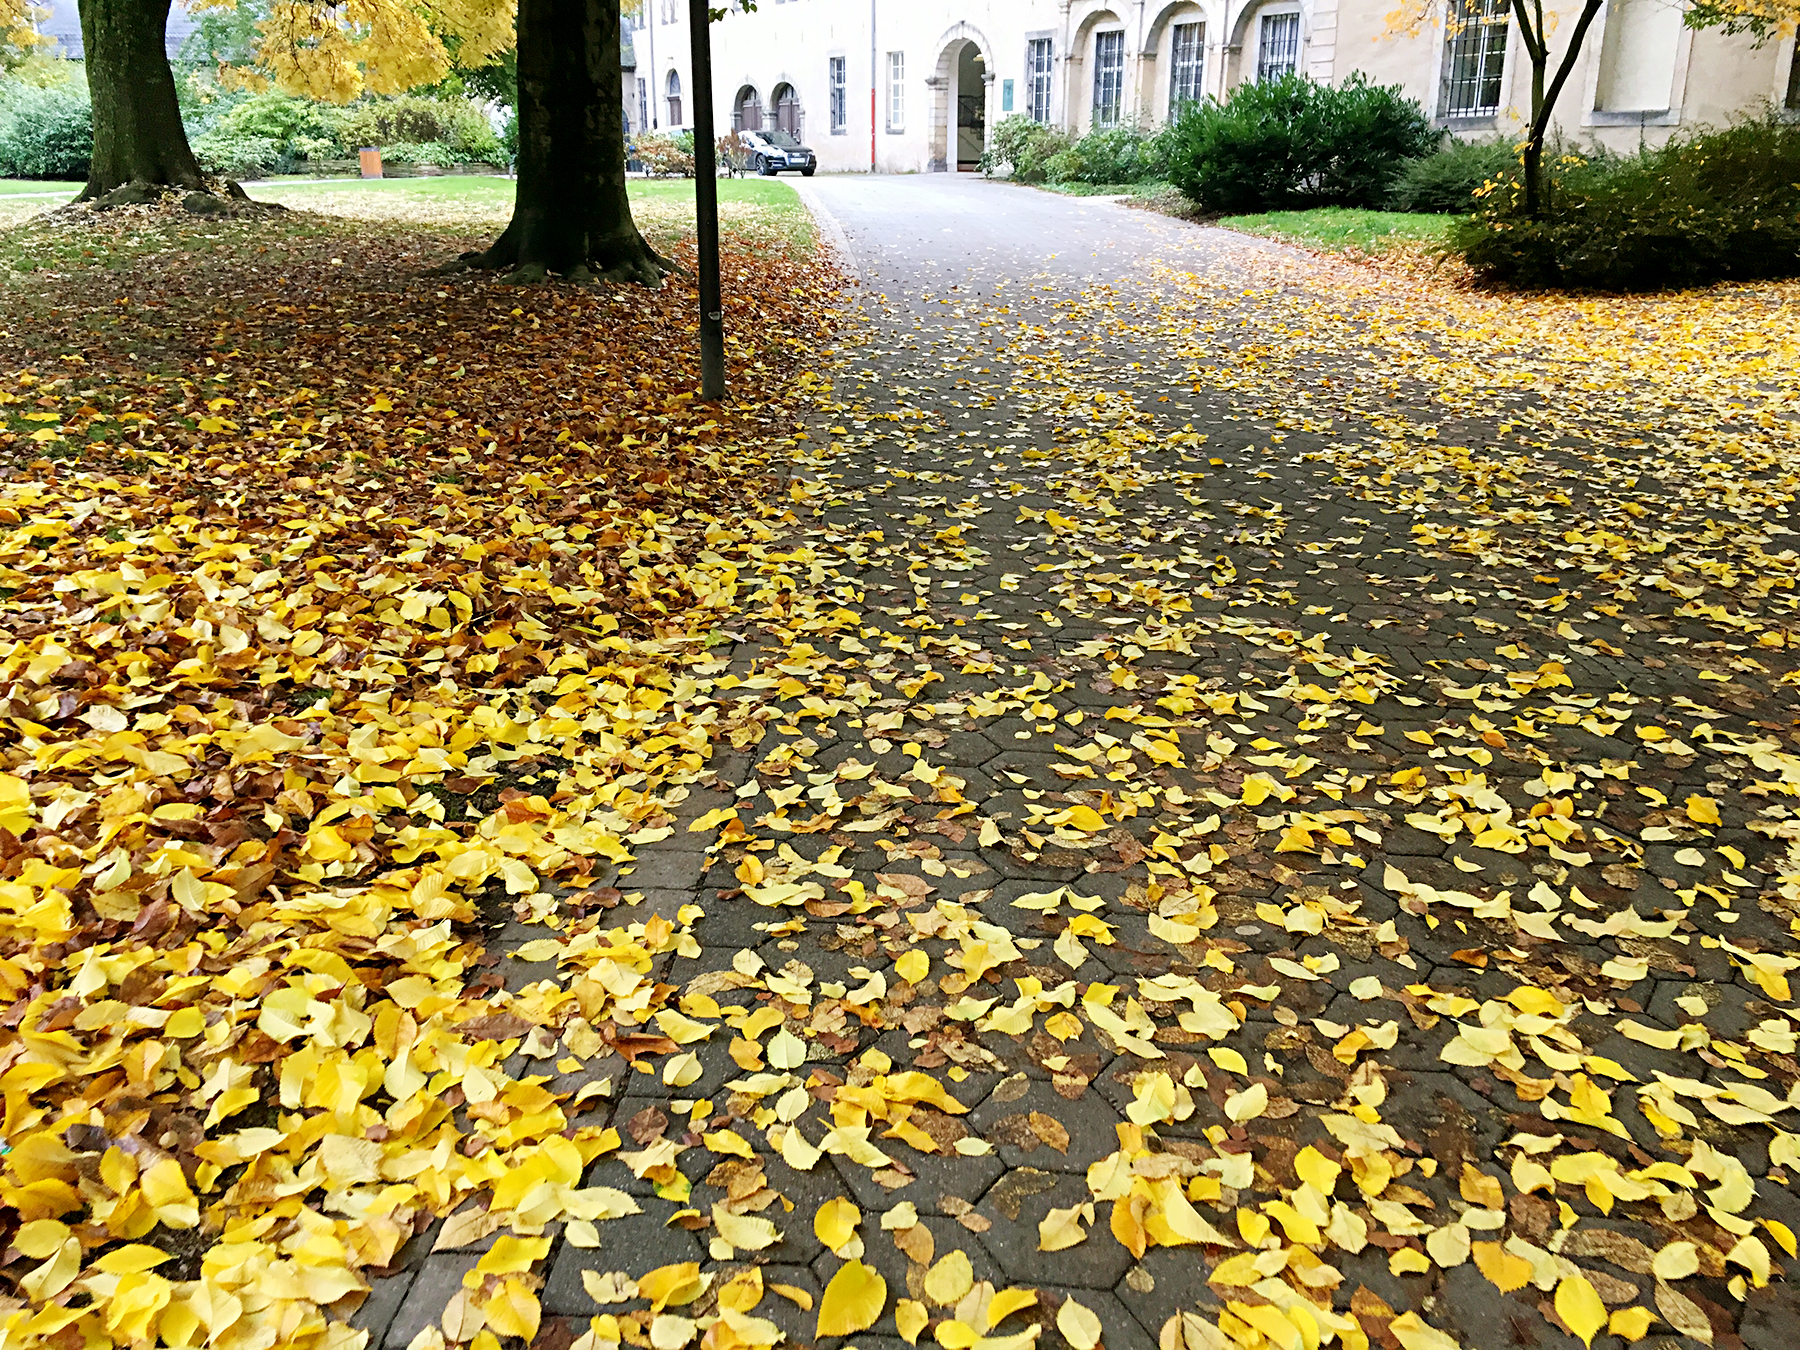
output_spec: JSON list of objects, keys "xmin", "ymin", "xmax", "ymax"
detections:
[
  {"xmin": 76, "ymin": 0, "xmax": 207, "ymax": 202},
  {"xmin": 466, "ymin": 0, "xmax": 667, "ymax": 283},
  {"xmin": 1510, "ymin": 0, "xmax": 1604, "ymax": 220}
]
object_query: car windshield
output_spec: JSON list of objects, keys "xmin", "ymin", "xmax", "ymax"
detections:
[{"xmin": 762, "ymin": 131, "xmax": 802, "ymax": 149}]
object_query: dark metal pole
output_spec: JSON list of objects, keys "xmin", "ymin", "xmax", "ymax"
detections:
[{"xmin": 688, "ymin": 0, "xmax": 725, "ymax": 402}]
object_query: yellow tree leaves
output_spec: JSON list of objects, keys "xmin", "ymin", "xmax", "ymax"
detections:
[
  {"xmin": 245, "ymin": 0, "xmax": 517, "ymax": 103},
  {"xmin": 816, "ymin": 1259, "xmax": 886, "ymax": 1338}
]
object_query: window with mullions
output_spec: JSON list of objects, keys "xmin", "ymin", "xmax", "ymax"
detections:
[
  {"xmin": 830, "ymin": 56, "xmax": 847, "ymax": 132},
  {"xmin": 1092, "ymin": 29, "xmax": 1125, "ymax": 125},
  {"xmin": 1027, "ymin": 38, "xmax": 1054, "ymax": 123},
  {"xmin": 1440, "ymin": 0, "xmax": 1509, "ymax": 116},
  {"xmin": 1257, "ymin": 12, "xmax": 1300, "ymax": 81},
  {"xmin": 1169, "ymin": 21, "xmax": 1204, "ymax": 117}
]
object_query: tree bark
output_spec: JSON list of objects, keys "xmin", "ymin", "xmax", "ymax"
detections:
[
  {"xmin": 465, "ymin": 0, "xmax": 668, "ymax": 283},
  {"xmin": 76, "ymin": 0, "xmax": 208, "ymax": 202},
  {"xmin": 1510, "ymin": 0, "xmax": 1604, "ymax": 219}
]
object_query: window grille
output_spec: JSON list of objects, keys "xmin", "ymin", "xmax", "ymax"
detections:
[
  {"xmin": 1027, "ymin": 39, "xmax": 1054, "ymax": 123},
  {"xmin": 1093, "ymin": 30, "xmax": 1125, "ymax": 125},
  {"xmin": 1440, "ymin": 0, "xmax": 1509, "ymax": 116},
  {"xmin": 1257, "ymin": 13, "xmax": 1300, "ymax": 81},
  {"xmin": 1169, "ymin": 21, "xmax": 1204, "ymax": 117}
]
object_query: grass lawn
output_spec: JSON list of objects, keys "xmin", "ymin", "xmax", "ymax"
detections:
[
  {"xmin": 246, "ymin": 174, "xmax": 814, "ymax": 249},
  {"xmin": 0, "ymin": 173, "xmax": 813, "ymax": 249},
  {"xmin": 1216, "ymin": 207, "xmax": 1454, "ymax": 254}
]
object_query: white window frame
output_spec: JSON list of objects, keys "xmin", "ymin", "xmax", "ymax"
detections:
[
  {"xmin": 1092, "ymin": 28, "xmax": 1126, "ymax": 126},
  {"xmin": 1025, "ymin": 36, "xmax": 1054, "ymax": 124},
  {"xmin": 1256, "ymin": 11, "xmax": 1302, "ymax": 82},
  {"xmin": 830, "ymin": 54, "xmax": 848, "ymax": 133},
  {"xmin": 1168, "ymin": 20, "xmax": 1205, "ymax": 118},
  {"xmin": 888, "ymin": 50, "xmax": 905, "ymax": 133}
]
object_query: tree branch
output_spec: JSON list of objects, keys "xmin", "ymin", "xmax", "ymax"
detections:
[{"xmin": 1530, "ymin": 0, "xmax": 1606, "ymax": 141}]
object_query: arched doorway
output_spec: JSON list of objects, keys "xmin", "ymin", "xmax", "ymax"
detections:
[
  {"xmin": 771, "ymin": 82, "xmax": 802, "ymax": 136},
  {"xmin": 929, "ymin": 33, "xmax": 991, "ymax": 172},
  {"xmin": 732, "ymin": 86, "xmax": 763, "ymax": 132}
]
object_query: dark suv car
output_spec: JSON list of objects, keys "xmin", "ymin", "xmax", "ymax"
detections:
[{"xmin": 743, "ymin": 130, "xmax": 817, "ymax": 177}]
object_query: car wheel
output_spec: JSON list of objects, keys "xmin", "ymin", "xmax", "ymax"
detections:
[
  {"xmin": 757, "ymin": 157, "xmax": 775, "ymax": 176},
  {"xmin": 801, "ymin": 166, "xmax": 815, "ymax": 177}
]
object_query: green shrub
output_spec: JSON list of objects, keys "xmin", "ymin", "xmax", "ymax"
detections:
[
  {"xmin": 1059, "ymin": 125, "xmax": 1164, "ymax": 185},
  {"xmin": 1448, "ymin": 117, "xmax": 1800, "ymax": 290},
  {"xmin": 333, "ymin": 95, "xmax": 500, "ymax": 162},
  {"xmin": 379, "ymin": 141, "xmax": 457, "ymax": 166},
  {"xmin": 1388, "ymin": 137, "xmax": 1514, "ymax": 213},
  {"xmin": 635, "ymin": 131, "xmax": 694, "ymax": 176},
  {"xmin": 1165, "ymin": 73, "xmax": 1435, "ymax": 213},
  {"xmin": 0, "ymin": 81, "xmax": 93, "ymax": 179},
  {"xmin": 191, "ymin": 92, "xmax": 339, "ymax": 176},
  {"xmin": 192, "ymin": 130, "xmax": 287, "ymax": 177},
  {"xmin": 979, "ymin": 113, "xmax": 1074, "ymax": 183}
]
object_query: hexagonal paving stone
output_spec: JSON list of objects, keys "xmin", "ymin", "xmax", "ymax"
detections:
[
  {"xmin": 974, "ymin": 1170, "xmax": 1135, "ymax": 1290},
  {"xmin": 829, "ymin": 1139, "xmax": 1004, "ymax": 1216},
  {"xmin": 541, "ymin": 1214, "xmax": 705, "ymax": 1315},
  {"xmin": 969, "ymin": 1073, "xmax": 1127, "ymax": 1173}
]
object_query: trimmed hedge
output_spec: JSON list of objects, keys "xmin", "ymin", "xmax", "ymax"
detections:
[
  {"xmin": 1388, "ymin": 137, "xmax": 1515, "ymax": 214},
  {"xmin": 0, "ymin": 80, "xmax": 92, "ymax": 179},
  {"xmin": 1165, "ymin": 73, "xmax": 1435, "ymax": 213},
  {"xmin": 1448, "ymin": 117, "xmax": 1800, "ymax": 289}
]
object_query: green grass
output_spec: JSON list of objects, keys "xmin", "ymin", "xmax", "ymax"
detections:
[
  {"xmin": 1215, "ymin": 207, "xmax": 1453, "ymax": 254},
  {"xmin": 1033, "ymin": 179, "xmax": 1173, "ymax": 199},
  {"xmin": 0, "ymin": 172, "xmax": 814, "ymax": 281},
  {"xmin": 0, "ymin": 179, "xmax": 79, "ymax": 196}
]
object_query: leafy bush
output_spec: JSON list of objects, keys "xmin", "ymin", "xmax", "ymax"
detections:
[
  {"xmin": 1165, "ymin": 73, "xmax": 1435, "ymax": 213},
  {"xmin": 1448, "ymin": 116, "xmax": 1800, "ymax": 290},
  {"xmin": 635, "ymin": 131, "xmax": 694, "ymax": 176},
  {"xmin": 1062, "ymin": 125, "xmax": 1165, "ymax": 185},
  {"xmin": 0, "ymin": 80, "xmax": 93, "ymax": 179},
  {"xmin": 379, "ymin": 141, "xmax": 457, "ymax": 166},
  {"xmin": 979, "ymin": 114, "xmax": 1074, "ymax": 184},
  {"xmin": 333, "ymin": 96, "xmax": 501, "ymax": 161},
  {"xmin": 1388, "ymin": 137, "xmax": 1514, "ymax": 213},
  {"xmin": 192, "ymin": 130, "xmax": 287, "ymax": 177},
  {"xmin": 192, "ymin": 92, "xmax": 338, "ymax": 176}
]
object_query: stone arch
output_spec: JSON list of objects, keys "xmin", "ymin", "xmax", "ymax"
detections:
[
  {"xmin": 926, "ymin": 23, "xmax": 997, "ymax": 172},
  {"xmin": 1066, "ymin": 6, "xmax": 1128, "ymax": 129},
  {"xmin": 1142, "ymin": 0, "xmax": 1209, "ymax": 115},
  {"xmin": 770, "ymin": 81, "xmax": 802, "ymax": 136},
  {"xmin": 1225, "ymin": 0, "xmax": 1309, "ymax": 89},
  {"xmin": 732, "ymin": 84, "xmax": 763, "ymax": 132}
]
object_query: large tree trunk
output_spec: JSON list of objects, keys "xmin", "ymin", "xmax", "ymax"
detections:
[
  {"xmin": 466, "ymin": 0, "xmax": 668, "ymax": 283},
  {"xmin": 76, "ymin": 0, "xmax": 208, "ymax": 202}
]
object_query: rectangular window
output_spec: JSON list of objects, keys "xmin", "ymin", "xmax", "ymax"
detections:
[
  {"xmin": 888, "ymin": 51, "xmax": 905, "ymax": 131},
  {"xmin": 1002, "ymin": 78, "xmax": 1014, "ymax": 112},
  {"xmin": 1440, "ymin": 0, "xmax": 1508, "ymax": 115},
  {"xmin": 830, "ymin": 55, "xmax": 847, "ymax": 132},
  {"xmin": 1257, "ymin": 12, "xmax": 1301, "ymax": 81},
  {"xmin": 1092, "ymin": 29, "xmax": 1125, "ymax": 126},
  {"xmin": 1595, "ymin": 0, "xmax": 1683, "ymax": 112},
  {"xmin": 1169, "ymin": 21, "xmax": 1204, "ymax": 116},
  {"xmin": 637, "ymin": 78, "xmax": 649, "ymax": 132},
  {"xmin": 1026, "ymin": 38, "xmax": 1054, "ymax": 123}
]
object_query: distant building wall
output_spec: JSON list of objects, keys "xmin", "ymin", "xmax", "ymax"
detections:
[{"xmin": 638, "ymin": 0, "xmax": 1798, "ymax": 174}]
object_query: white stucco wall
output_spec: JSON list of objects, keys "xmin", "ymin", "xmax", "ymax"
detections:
[{"xmin": 630, "ymin": 0, "xmax": 1795, "ymax": 172}]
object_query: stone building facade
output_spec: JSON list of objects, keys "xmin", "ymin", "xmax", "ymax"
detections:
[{"xmin": 626, "ymin": 0, "xmax": 1800, "ymax": 173}]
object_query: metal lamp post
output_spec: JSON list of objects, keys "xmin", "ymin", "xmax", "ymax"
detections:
[{"xmin": 688, "ymin": 0, "xmax": 725, "ymax": 401}]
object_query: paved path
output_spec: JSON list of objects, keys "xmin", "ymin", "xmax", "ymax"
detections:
[{"xmin": 369, "ymin": 176, "xmax": 1800, "ymax": 1350}]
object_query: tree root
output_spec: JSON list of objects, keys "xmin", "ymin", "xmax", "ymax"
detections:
[{"xmin": 63, "ymin": 178, "xmax": 284, "ymax": 218}]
